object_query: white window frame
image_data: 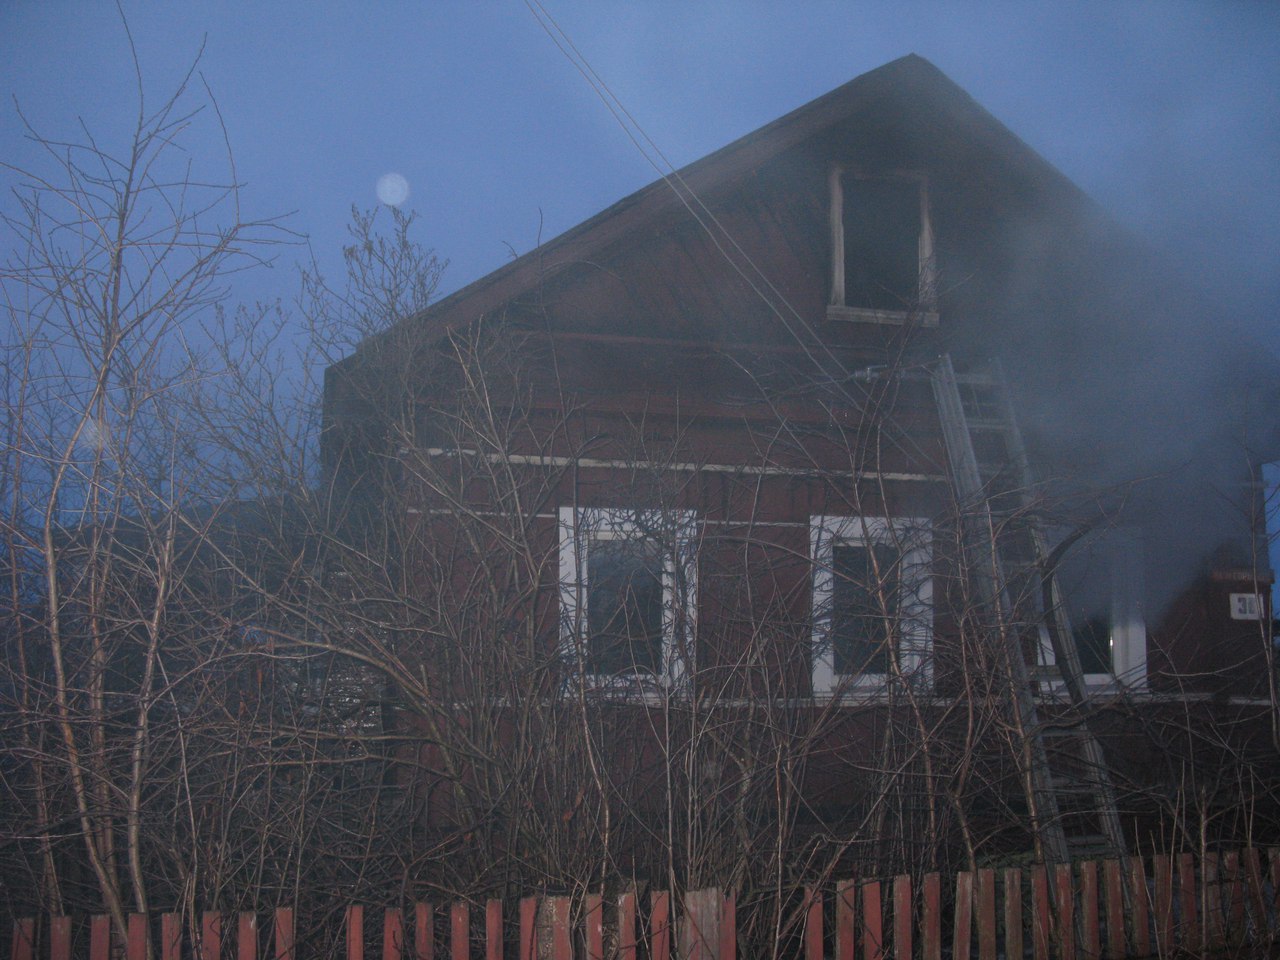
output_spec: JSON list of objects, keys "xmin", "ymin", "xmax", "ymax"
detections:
[
  {"xmin": 1055, "ymin": 528, "xmax": 1147, "ymax": 692},
  {"xmin": 811, "ymin": 515, "xmax": 933, "ymax": 697},
  {"xmin": 559, "ymin": 506, "xmax": 698, "ymax": 689},
  {"xmin": 827, "ymin": 165, "xmax": 939, "ymax": 327}
]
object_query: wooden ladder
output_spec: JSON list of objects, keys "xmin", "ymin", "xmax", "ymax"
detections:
[{"xmin": 931, "ymin": 353, "xmax": 1125, "ymax": 863}]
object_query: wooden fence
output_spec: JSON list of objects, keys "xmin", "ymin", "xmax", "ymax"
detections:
[{"xmin": 9, "ymin": 847, "xmax": 1280, "ymax": 959}]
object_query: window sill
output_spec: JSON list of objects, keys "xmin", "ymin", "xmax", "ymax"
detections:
[{"xmin": 826, "ymin": 305, "xmax": 939, "ymax": 327}]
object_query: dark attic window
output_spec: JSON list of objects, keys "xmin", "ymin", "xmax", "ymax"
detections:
[{"xmin": 828, "ymin": 168, "xmax": 937, "ymax": 326}]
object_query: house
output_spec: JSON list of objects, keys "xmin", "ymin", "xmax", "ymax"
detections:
[{"xmin": 322, "ymin": 56, "xmax": 1278, "ymax": 882}]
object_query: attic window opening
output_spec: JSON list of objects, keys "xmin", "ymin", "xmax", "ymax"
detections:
[{"xmin": 828, "ymin": 168, "xmax": 938, "ymax": 326}]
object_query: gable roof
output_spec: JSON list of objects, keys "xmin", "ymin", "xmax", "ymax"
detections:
[{"xmin": 351, "ymin": 54, "xmax": 1093, "ymax": 360}]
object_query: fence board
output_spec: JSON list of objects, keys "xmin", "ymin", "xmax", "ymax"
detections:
[
  {"xmin": 803, "ymin": 887, "xmax": 822, "ymax": 960},
  {"xmin": 1243, "ymin": 848, "xmax": 1269, "ymax": 940},
  {"xmin": 382, "ymin": 908, "xmax": 403, "ymax": 960},
  {"xmin": 415, "ymin": 903, "xmax": 434, "ymax": 960},
  {"xmin": 719, "ymin": 891, "xmax": 735, "ymax": 960},
  {"xmin": 239, "ymin": 912, "xmax": 258, "ymax": 960},
  {"xmin": 584, "ymin": 894, "xmax": 602, "ymax": 960},
  {"xmin": 346, "ymin": 907, "xmax": 363, "ymax": 960},
  {"xmin": 616, "ymin": 893, "xmax": 636, "ymax": 960},
  {"xmin": 11, "ymin": 918, "xmax": 34, "ymax": 960},
  {"xmin": 864, "ymin": 881, "xmax": 884, "ymax": 960},
  {"xmin": 1003, "ymin": 869, "xmax": 1022, "ymax": 960},
  {"xmin": 955, "ymin": 872, "xmax": 973, "ymax": 960},
  {"xmin": 92, "ymin": 915, "xmax": 112, "ymax": 960},
  {"xmin": 518, "ymin": 899, "xmax": 535, "ymax": 960},
  {"xmin": 276, "ymin": 908, "xmax": 295, "ymax": 960},
  {"xmin": 486, "ymin": 900, "xmax": 502, "ymax": 960},
  {"xmin": 650, "ymin": 891, "xmax": 671, "ymax": 960},
  {"xmin": 49, "ymin": 915, "xmax": 70, "ymax": 960},
  {"xmin": 1151, "ymin": 855, "xmax": 1172, "ymax": 955},
  {"xmin": 201, "ymin": 912, "xmax": 221, "ymax": 960},
  {"xmin": 1054, "ymin": 864, "xmax": 1074, "ymax": 960},
  {"xmin": 893, "ymin": 875, "xmax": 912, "ymax": 960},
  {"xmin": 1203, "ymin": 851, "xmax": 1221, "ymax": 952},
  {"xmin": 923, "ymin": 874, "xmax": 941, "ymax": 960},
  {"xmin": 1127, "ymin": 858, "xmax": 1149, "ymax": 958},
  {"xmin": 162, "ymin": 913, "xmax": 181, "ymax": 960},
  {"xmin": 129, "ymin": 914, "xmax": 148, "ymax": 960},
  {"xmin": 836, "ymin": 878, "xmax": 857, "ymax": 960},
  {"xmin": 1177, "ymin": 852, "xmax": 1197, "ymax": 952},
  {"xmin": 451, "ymin": 903, "xmax": 469, "ymax": 960},
  {"xmin": 1079, "ymin": 861, "xmax": 1099, "ymax": 960},
  {"xmin": 1271, "ymin": 848, "xmax": 1280, "ymax": 918},
  {"xmin": 1225, "ymin": 850, "xmax": 1245, "ymax": 948},
  {"xmin": 683, "ymin": 889, "xmax": 720, "ymax": 960},
  {"xmin": 1032, "ymin": 866, "xmax": 1050, "ymax": 960},
  {"xmin": 976, "ymin": 869, "xmax": 995, "ymax": 960},
  {"xmin": 1103, "ymin": 860, "xmax": 1124, "ymax": 960},
  {"xmin": 48, "ymin": 915, "xmax": 70, "ymax": 960}
]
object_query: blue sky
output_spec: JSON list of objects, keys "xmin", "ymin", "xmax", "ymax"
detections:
[{"xmin": 3, "ymin": 1, "xmax": 1277, "ymax": 315}]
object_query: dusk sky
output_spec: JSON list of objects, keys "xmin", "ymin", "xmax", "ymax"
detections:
[{"xmin": 3, "ymin": 1, "xmax": 1277, "ymax": 327}]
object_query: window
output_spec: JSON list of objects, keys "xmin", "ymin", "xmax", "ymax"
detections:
[
  {"xmin": 559, "ymin": 507, "xmax": 698, "ymax": 687},
  {"xmin": 811, "ymin": 516, "xmax": 932, "ymax": 696},
  {"xmin": 1052, "ymin": 529, "xmax": 1146, "ymax": 690},
  {"xmin": 827, "ymin": 167, "xmax": 937, "ymax": 325}
]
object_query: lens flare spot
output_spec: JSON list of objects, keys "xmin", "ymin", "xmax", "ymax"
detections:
[{"xmin": 376, "ymin": 172, "xmax": 410, "ymax": 207}]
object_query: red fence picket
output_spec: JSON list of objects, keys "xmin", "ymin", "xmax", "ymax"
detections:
[
  {"xmin": 1031, "ymin": 865, "xmax": 1050, "ymax": 960},
  {"xmin": 836, "ymin": 877, "xmax": 857, "ymax": 960},
  {"xmin": 1152, "ymin": 854, "xmax": 1173, "ymax": 954},
  {"xmin": 346, "ymin": 906, "xmax": 363, "ymax": 960},
  {"xmin": 1079, "ymin": 860, "xmax": 1100, "ymax": 960},
  {"xmin": 1003, "ymin": 868, "xmax": 1022, "ymax": 960},
  {"xmin": 201, "ymin": 912, "xmax": 221, "ymax": 960},
  {"xmin": 486, "ymin": 900, "xmax": 502, "ymax": 960},
  {"xmin": 10, "ymin": 917, "xmax": 34, "ymax": 960},
  {"xmin": 1178, "ymin": 852, "xmax": 1198, "ymax": 951},
  {"xmin": 128, "ymin": 914, "xmax": 148, "ymax": 960},
  {"xmin": 1055, "ymin": 863, "xmax": 1075, "ymax": 960},
  {"xmin": 719, "ymin": 890, "xmax": 735, "ymax": 960},
  {"xmin": 47, "ymin": 916, "xmax": 69, "ymax": 960},
  {"xmin": 90, "ymin": 915, "xmax": 111, "ymax": 960},
  {"xmin": 161, "ymin": 913, "xmax": 181, "ymax": 960},
  {"xmin": 650, "ymin": 890, "xmax": 670, "ymax": 960},
  {"xmin": 893, "ymin": 874, "xmax": 912, "ymax": 960},
  {"xmin": 864, "ymin": 880, "xmax": 884, "ymax": 960},
  {"xmin": 416, "ymin": 903, "xmax": 434, "ymax": 960},
  {"xmin": 1128, "ymin": 857, "xmax": 1150, "ymax": 959},
  {"xmin": 955, "ymin": 871, "xmax": 974, "ymax": 960},
  {"xmin": 276, "ymin": 907, "xmax": 296, "ymax": 960},
  {"xmin": 923, "ymin": 873, "xmax": 941, "ymax": 960},
  {"xmin": 1104, "ymin": 858, "xmax": 1125, "ymax": 960},
  {"xmin": 616, "ymin": 892, "xmax": 636, "ymax": 960},
  {"xmin": 975, "ymin": 868, "xmax": 995, "ymax": 960},
  {"xmin": 450, "ymin": 902, "xmax": 468, "ymax": 960},
  {"xmin": 803, "ymin": 886, "xmax": 822, "ymax": 960}
]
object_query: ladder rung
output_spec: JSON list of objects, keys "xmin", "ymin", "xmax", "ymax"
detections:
[
  {"xmin": 1051, "ymin": 777, "xmax": 1095, "ymax": 795},
  {"xmin": 953, "ymin": 372, "xmax": 998, "ymax": 387},
  {"xmin": 1038, "ymin": 727, "xmax": 1083, "ymax": 740},
  {"xmin": 965, "ymin": 418, "xmax": 1011, "ymax": 431},
  {"xmin": 1066, "ymin": 834, "xmax": 1113, "ymax": 852}
]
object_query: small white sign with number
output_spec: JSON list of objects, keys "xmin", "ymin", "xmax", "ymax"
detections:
[{"xmin": 1229, "ymin": 593, "xmax": 1263, "ymax": 621}]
